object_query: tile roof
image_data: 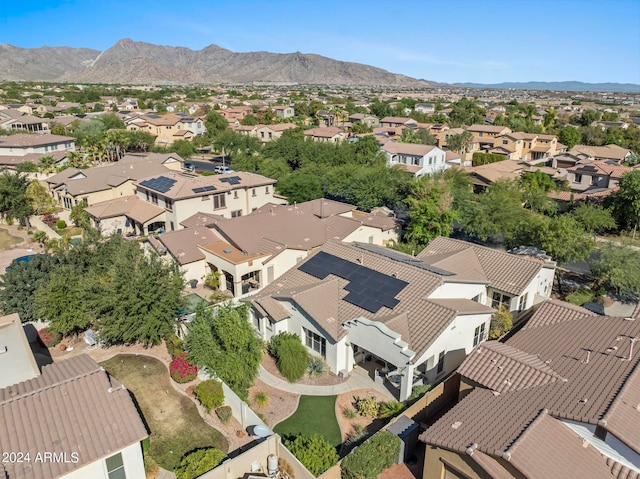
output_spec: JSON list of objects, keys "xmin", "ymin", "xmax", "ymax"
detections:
[
  {"xmin": 0, "ymin": 354, "xmax": 147, "ymax": 479},
  {"xmin": 418, "ymin": 237, "xmax": 552, "ymax": 295},
  {"xmin": 84, "ymin": 195, "xmax": 165, "ymax": 224},
  {"xmin": 0, "ymin": 150, "xmax": 68, "ymax": 166},
  {"xmin": 569, "ymin": 144, "xmax": 631, "ymax": 161},
  {"xmin": 303, "ymin": 127, "xmax": 344, "ymax": 138},
  {"xmin": 422, "ymin": 299, "xmax": 640, "ymax": 477},
  {"xmin": 381, "ymin": 141, "xmax": 437, "ymax": 156},
  {"xmin": 158, "ymin": 226, "xmax": 220, "ymax": 264},
  {"xmin": 180, "ymin": 212, "xmax": 227, "ymax": 228},
  {"xmin": 466, "ymin": 124, "xmax": 511, "ymax": 134},
  {"xmin": 250, "ymin": 240, "xmax": 490, "ymax": 358},
  {"xmin": 135, "ymin": 171, "xmax": 275, "ymax": 200},
  {"xmin": 0, "ymin": 134, "xmax": 73, "ymax": 148}
]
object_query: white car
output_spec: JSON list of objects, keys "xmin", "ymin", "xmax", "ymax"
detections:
[{"xmin": 214, "ymin": 165, "xmax": 234, "ymax": 174}]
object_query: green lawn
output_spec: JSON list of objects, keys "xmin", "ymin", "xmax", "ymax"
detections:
[
  {"xmin": 0, "ymin": 228, "xmax": 23, "ymax": 249},
  {"xmin": 101, "ymin": 354, "xmax": 228, "ymax": 471},
  {"xmin": 273, "ymin": 395, "xmax": 341, "ymax": 447}
]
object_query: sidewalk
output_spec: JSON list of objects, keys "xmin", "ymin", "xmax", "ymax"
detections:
[{"xmin": 258, "ymin": 365, "xmax": 394, "ymax": 400}]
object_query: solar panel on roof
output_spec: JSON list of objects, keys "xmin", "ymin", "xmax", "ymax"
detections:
[
  {"xmin": 202, "ymin": 185, "xmax": 217, "ymax": 192},
  {"xmin": 192, "ymin": 187, "xmax": 205, "ymax": 193},
  {"xmin": 147, "ymin": 114, "xmax": 161, "ymax": 118},
  {"xmin": 140, "ymin": 176, "xmax": 177, "ymax": 194},
  {"xmin": 298, "ymin": 251, "xmax": 408, "ymax": 314}
]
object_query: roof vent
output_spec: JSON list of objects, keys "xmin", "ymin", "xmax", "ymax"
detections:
[
  {"xmin": 223, "ymin": 248, "xmax": 232, "ymax": 254},
  {"xmin": 451, "ymin": 421, "xmax": 462, "ymax": 430},
  {"xmin": 578, "ymin": 398, "xmax": 588, "ymax": 404}
]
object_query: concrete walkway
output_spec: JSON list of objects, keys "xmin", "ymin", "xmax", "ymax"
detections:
[
  {"xmin": 156, "ymin": 467, "xmax": 176, "ymax": 479},
  {"xmin": 258, "ymin": 365, "xmax": 395, "ymax": 400},
  {"xmin": 29, "ymin": 215, "xmax": 61, "ymax": 239}
]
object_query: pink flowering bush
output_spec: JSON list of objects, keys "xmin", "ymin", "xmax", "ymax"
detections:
[
  {"xmin": 170, "ymin": 352, "xmax": 198, "ymax": 383},
  {"xmin": 38, "ymin": 327, "xmax": 62, "ymax": 348}
]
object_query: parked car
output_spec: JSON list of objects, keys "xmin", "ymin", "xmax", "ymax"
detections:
[{"xmin": 214, "ymin": 165, "xmax": 234, "ymax": 174}]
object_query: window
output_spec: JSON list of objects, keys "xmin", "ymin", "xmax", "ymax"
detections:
[
  {"xmin": 268, "ymin": 132, "xmax": 273, "ymax": 139},
  {"xmin": 213, "ymin": 193, "xmax": 226, "ymax": 210},
  {"xmin": 260, "ymin": 131, "xmax": 265, "ymax": 138},
  {"xmin": 591, "ymin": 176, "xmax": 600, "ymax": 185},
  {"xmin": 170, "ymin": 221, "xmax": 174, "ymax": 231},
  {"xmin": 437, "ymin": 351, "xmax": 445, "ymax": 374},
  {"xmin": 473, "ymin": 323, "xmax": 486, "ymax": 347},
  {"xmin": 150, "ymin": 193, "xmax": 158, "ymax": 205},
  {"xmin": 518, "ymin": 292, "xmax": 528, "ymax": 311},
  {"xmin": 234, "ymin": 190, "xmax": 239, "ymax": 199},
  {"xmin": 574, "ymin": 174, "xmax": 582, "ymax": 183},
  {"xmin": 472, "ymin": 294, "xmax": 482, "ymax": 303},
  {"xmin": 304, "ymin": 328, "xmax": 326, "ymax": 357},
  {"xmin": 202, "ymin": 195, "xmax": 209, "ymax": 201},
  {"xmin": 492, "ymin": 292, "xmax": 512, "ymax": 309},
  {"xmin": 106, "ymin": 452, "xmax": 126, "ymax": 479},
  {"xmin": 63, "ymin": 196, "xmax": 73, "ymax": 209},
  {"xmin": 165, "ymin": 198, "xmax": 173, "ymax": 211},
  {"xmin": 231, "ymin": 210, "xmax": 242, "ymax": 218},
  {"xmin": 252, "ymin": 188, "xmax": 257, "ymax": 197},
  {"xmin": 368, "ymin": 236, "xmax": 374, "ymax": 244},
  {"xmin": 502, "ymin": 139, "xmax": 509, "ymax": 145},
  {"xmin": 265, "ymin": 186, "xmax": 270, "ymax": 194}
]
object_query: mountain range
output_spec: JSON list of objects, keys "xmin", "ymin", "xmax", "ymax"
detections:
[
  {"xmin": 0, "ymin": 38, "xmax": 432, "ymax": 87},
  {"xmin": 454, "ymin": 81, "xmax": 640, "ymax": 94}
]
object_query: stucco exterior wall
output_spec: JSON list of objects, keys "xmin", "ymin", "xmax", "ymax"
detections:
[{"xmin": 61, "ymin": 442, "xmax": 145, "ymax": 479}]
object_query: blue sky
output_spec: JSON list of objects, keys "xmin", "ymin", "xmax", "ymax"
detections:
[{"xmin": 1, "ymin": 0, "xmax": 639, "ymax": 84}]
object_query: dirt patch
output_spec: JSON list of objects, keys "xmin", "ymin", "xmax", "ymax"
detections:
[
  {"xmin": 262, "ymin": 354, "xmax": 347, "ymax": 386},
  {"xmin": 247, "ymin": 378, "xmax": 299, "ymax": 428},
  {"xmin": 335, "ymin": 388, "xmax": 387, "ymax": 442}
]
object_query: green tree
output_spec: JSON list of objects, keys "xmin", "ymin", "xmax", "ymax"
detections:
[
  {"xmin": 489, "ymin": 305, "xmax": 512, "ymax": 339},
  {"xmin": 185, "ymin": 304, "xmax": 263, "ymax": 400},
  {"xmin": 448, "ymin": 98, "xmax": 485, "ymax": 127},
  {"xmin": 284, "ymin": 434, "xmax": 339, "ymax": 476},
  {"xmin": 70, "ymin": 199, "xmax": 90, "ymax": 228},
  {"xmin": 609, "ymin": 170, "xmax": 640, "ymax": 237},
  {"xmin": 26, "ymin": 180, "xmax": 57, "ymax": 214},
  {"xmin": 446, "ymin": 130, "xmax": 473, "ymax": 154},
  {"xmin": 591, "ymin": 244, "xmax": 640, "ymax": 298},
  {"xmin": 99, "ymin": 113, "xmax": 126, "ymax": 129},
  {"xmin": 0, "ymin": 171, "xmax": 34, "ymax": 226},
  {"xmin": 240, "ymin": 114, "xmax": 258, "ymax": 126},
  {"xmin": 341, "ymin": 431, "xmax": 401, "ymax": 479},
  {"xmin": 404, "ymin": 175, "xmax": 458, "ymax": 246},
  {"xmin": 571, "ymin": 203, "xmax": 617, "ymax": 237},
  {"xmin": 276, "ymin": 170, "xmax": 323, "ymax": 203},
  {"xmin": 174, "ymin": 448, "xmax": 226, "ymax": 479},
  {"xmin": 580, "ymin": 109, "xmax": 601, "ymax": 126},
  {"xmin": 558, "ymin": 126, "xmax": 581, "ymax": 149},
  {"xmin": 268, "ymin": 332, "xmax": 309, "ymax": 382},
  {"xmin": 205, "ymin": 111, "xmax": 229, "ymax": 134},
  {"xmin": 169, "ymin": 139, "xmax": 196, "ymax": 159},
  {"xmin": 524, "ymin": 214, "xmax": 595, "ymax": 265}
]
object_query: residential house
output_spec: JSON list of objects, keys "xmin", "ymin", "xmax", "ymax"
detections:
[
  {"xmin": 303, "ymin": 126, "xmax": 346, "ymax": 143},
  {"xmin": 348, "ymin": 113, "xmax": 380, "ymax": 128},
  {"xmin": 465, "ymin": 124, "xmax": 512, "ymax": 138},
  {"xmin": 566, "ymin": 159, "xmax": 635, "ymax": 192},
  {"xmin": 248, "ymin": 237, "xmax": 554, "ymax": 401},
  {"xmin": 46, "ymin": 153, "xmax": 183, "ymax": 209},
  {"xmin": 466, "ymin": 159, "xmax": 526, "ymax": 191},
  {"xmin": 126, "ymin": 113, "xmax": 205, "ymax": 145},
  {"xmin": 315, "ymin": 110, "xmax": 335, "ymax": 127},
  {"xmin": 381, "ymin": 141, "xmax": 449, "ymax": 176},
  {"xmin": 567, "ymin": 144, "xmax": 631, "ymax": 163},
  {"xmin": 0, "ymin": 109, "xmax": 50, "ymax": 133},
  {"xmin": 219, "ymin": 106, "xmax": 253, "ymax": 123},
  {"xmin": 0, "ymin": 313, "xmax": 148, "ymax": 479},
  {"xmin": 420, "ymin": 300, "xmax": 640, "ymax": 479},
  {"xmin": 85, "ymin": 195, "xmax": 167, "ymax": 236},
  {"xmin": 379, "ymin": 117, "xmax": 418, "ymax": 129},
  {"xmin": 415, "ymin": 103, "xmax": 435, "ymax": 114},
  {"xmin": 133, "ymin": 171, "xmax": 281, "ymax": 233},
  {"xmin": 0, "ymin": 134, "xmax": 74, "ymax": 157},
  {"xmin": 592, "ymin": 120, "xmax": 629, "ymax": 130},
  {"xmin": 0, "ymin": 149, "xmax": 70, "ymax": 170},
  {"xmin": 272, "ymin": 105, "xmax": 295, "ymax": 119},
  {"xmin": 256, "ymin": 123, "xmax": 297, "ymax": 142},
  {"xmin": 150, "ymin": 198, "xmax": 399, "ymax": 297}
]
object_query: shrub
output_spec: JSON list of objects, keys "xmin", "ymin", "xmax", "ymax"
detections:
[
  {"xmin": 215, "ymin": 406, "xmax": 232, "ymax": 424},
  {"xmin": 341, "ymin": 431, "xmax": 402, "ymax": 479},
  {"xmin": 307, "ymin": 355, "xmax": 329, "ymax": 377},
  {"xmin": 407, "ymin": 383, "xmax": 432, "ymax": 404},
  {"xmin": 343, "ymin": 407, "xmax": 358, "ymax": 419},
  {"xmin": 55, "ymin": 219, "xmax": 67, "ymax": 229},
  {"xmin": 174, "ymin": 448, "xmax": 226, "ymax": 479},
  {"xmin": 166, "ymin": 334, "xmax": 184, "ymax": 359},
  {"xmin": 379, "ymin": 400, "xmax": 404, "ymax": 419},
  {"xmin": 284, "ymin": 434, "xmax": 339, "ymax": 476},
  {"xmin": 169, "ymin": 352, "xmax": 198, "ymax": 383},
  {"xmin": 269, "ymin": 332, "xmax": 309, "ymax": 382},
  {"xmin": 254, "ymin": 391, "xmax": 269, "ymax": 408},
  {"xmin": 345, "ymin": 425, "xmax": 368, "ymax": 448},
  {"xmin": 37, "ymin": 327, "xmax": 61, "ymax": 348},
  {"xmin": 489, "ymin": 305, "xmax": 513, "ymax": 339},
  {"xmin": 356, "ymin": 394, "xmax": 379, "ymax": 418},
  {"xmin": 194, "ymin": 379, "xmax": 225, "ymax": 413},
  {"xmin": 144, "ymin": 455, "xmax": 158, "ymax": 477},
  {"xmin": 565, "ymin": 289, "xmax": 595, "ymax": 306}
]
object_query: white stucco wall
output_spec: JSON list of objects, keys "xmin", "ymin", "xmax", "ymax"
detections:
[
  {"xmin": 428, "ymin": 281, "xmax": 486, "ymax": 301},
  {"xmin": 342, "ymin": 225, "xmax": 399, "ymax": 246},
  {"xmin": 60, "ymin": 442, "xmax": 144, "ymax": 479}
]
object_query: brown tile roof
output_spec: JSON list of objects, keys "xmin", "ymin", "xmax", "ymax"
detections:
[
  {"xmin": 569, "ymin": 159, "xmax": 634, "ymax": 179},
  {"xmin": 180, "ymin": 212, "xmax": 227, "ymax": 229},
  {"xmin": 199, "ymin": 240, "xmax": 266, "ymax": 265},
  {"xmin": 158, "ymin": 226, "xmax": 220, "ymax": 264},
  {"xmin": 135, "ymin": 171, "xmax": 275, "ymax": 200},
  {"xmin": 0, "ymin": 133, "xmax": 73, "ymax": 148},
  {"xmin": 505, "ymin": 409, "xmax": 617, "ymax": 479},
  {"xmin": 418, "ymin": 237, "xmax": 551, "ymax": 295},
  {"xmin": 254, "ymin": 297, "xmax": 291, "ymax": 322},
  {"xmin": 569, "ymin": 144, "xmax": 631, "ymax": 161},
  {"xmin": 84, "ymin": 195, "xmax": 165, "ymax": 224},
  {"xmin": 250, "ymin": 241, "xmax": 486, "ymax": 358},
  {"xmin": 422, "ymin": 299, "xmax": 640, "ymax": 470},
  {"xmin": 303, "ymin": 126, "xmax": 344, "ymax": 138},
  {"xmin": 457, "ymin": 341, "xmax": 565, "ymax": 393},
  {"xmin": 380, "ymin": 117, "xmax": 416, "ymax": 125},
  {"xmin": 0, "ymin": 354, "xmax": 147, "ymax": 479},
  {"xmin": 0, "ymin": 150, "xmax": 68, "ymax": 167},
  {"xmin": 466, "ymin": 124, "xmax": 511, "ymax": 134},
  {"xmin": 47, "ymin": 159, "xmax": 172, "ymax": 196}
]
